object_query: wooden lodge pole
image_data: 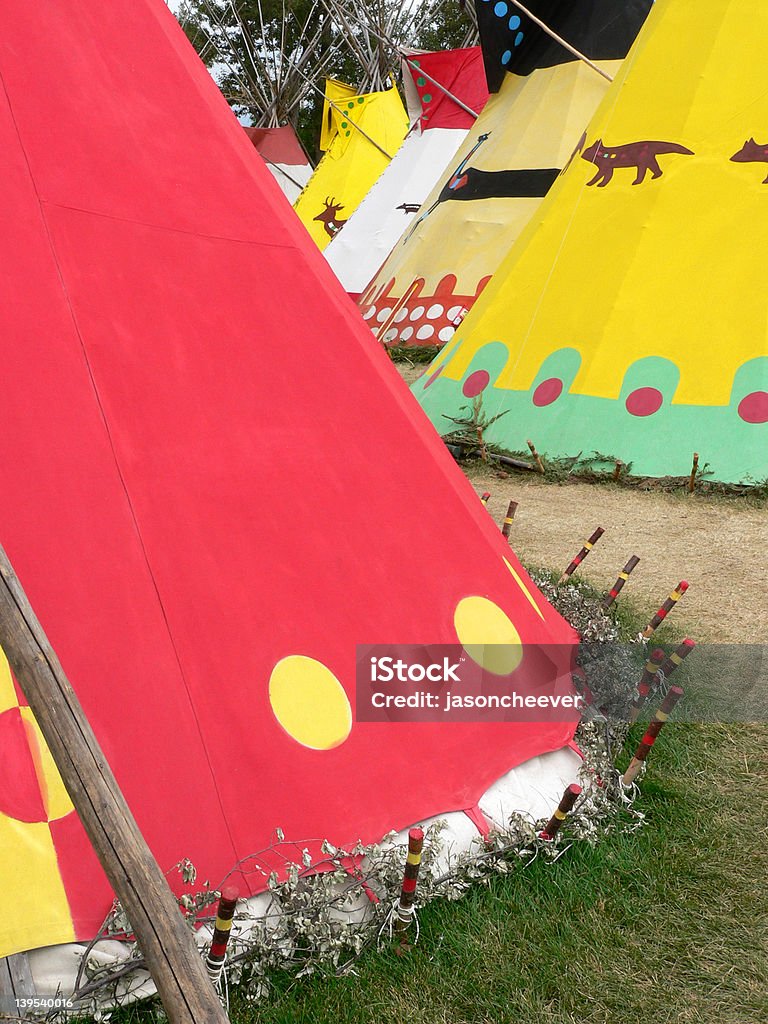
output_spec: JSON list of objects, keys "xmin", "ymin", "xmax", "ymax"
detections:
[{"xmin": 0, "ymin": 545, "xmax": 229, "ymax": 1024}]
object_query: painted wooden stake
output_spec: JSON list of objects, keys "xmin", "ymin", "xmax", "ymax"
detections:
[
  {"xmin": 642, "ymin": 581, "xmax": 689, "ymax": 638},
  {"xmin": 0, "ymin": 544, "xmax": 230, "ymax": 1024},
  {"xmin": 480, "ymin": 490, "xmax": 491, "ymax": 507},
  {"xmin": 658, "ymin": 638, "xmax": 696, "ymax": 681},
  {"xmin": 689, "ymin": 452, "xmax": 699, "ymax": 493},
  {"xmin": 629, "ymin": 647, "xmax": 666, "ymax": 723},
  {"xmin": 501, "ymin": 500, "xmax": 518, "ymax": 540},
  {"xmin": 205, "ymin": 886, "xmax": 240, "ymax": 982},
  {"xmin": 395, "ymin": 828, "xmax": 424, "ymax": 941},
  {"xmin": 602, "ymin": 555, "xmax": 640, "ymax": 609},
  {"xmin": 526, "ymin": 439, "xmax": 545, "ymax": 474},
  {"xmin": 558, "ymin": 527, "xmax": 604, "ymax": 584},
  {"xmin": 540, "ymin": 784, "xmax": 581, "ymax": 840},
  {"xmin": 623, "ymin": 686, "xmax": 684, "ymax": 786}
]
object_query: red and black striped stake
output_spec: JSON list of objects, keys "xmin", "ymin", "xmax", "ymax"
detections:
[
  {"xmin": 622, "ymin": 685, "xmax": 684, "ymax": 786},
  {"xmin": 630, "ymin": 639, "xmax": 694, "ymax": 723},
  {"xmin": 642, "ymin": 581, "xmax": 689, "ymax": 638},
  {"xmin": 540, "ymin": 784, "xmax": 581, "ymax": 840},
  {"xmin": 394, "ymin": 828, "xmax": 424, "ymax": 941},
  {"xmin": 501, "ymin": 500, "xmax": 518, "ymax": 540},
  {"xmin": 205, "ymin": 885, "xmax": 239, "ymax": 982},
  {"xmin": 629, "ymin": 647, "xmax": 666, "ymax": 723},
  {"xmin": 558, "ymin": 527, "xmax": 604, "ymax": 584},
  {"xmin": 480, "ymin": 491, "xmax": 491, "ymax": 508},
  {"xmin": 658, "ymin": 637, "xmax": 696, "ymax": 679},
  {"xmin": 602, "ymin": 555, "xmax": 640, "ymax": 609}
]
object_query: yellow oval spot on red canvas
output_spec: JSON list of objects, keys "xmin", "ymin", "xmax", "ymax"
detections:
[
  {"xmin": 20, "ymin": 708, "xmax": 74, "ymax": 822},
  {"xmin": 269, "ymin": 656, "xmax": 352, "ymax": 750},
  {"xmin": 454, "ymin": 596, "xmax": 523, "ymax": 675}
]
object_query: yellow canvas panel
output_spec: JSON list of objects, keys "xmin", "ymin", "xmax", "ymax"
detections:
[
  {"xmin": 0, "ymin": 814, "xmax": 75, "ymax": 957},
  {"xmin": 20, "ymin": 707, "xmax": 74, "ymax": 822},
  {"xmin": 416, "ymin": 0, "xmax": 768, "ymax": 483},
  {"xmin": 359, "ymin": 59, "xmax": 621, "ymax": 346},
  {"xmin": 0, "ymin": 646, "xmax": 16, "ymax": 713},
  {"xmin": 319, "ymin": 79, "xmax": 357, "ymax": 152},
  {"xmin": 294, "ymin": 86, "xmax": 409, "ymax": 251}
]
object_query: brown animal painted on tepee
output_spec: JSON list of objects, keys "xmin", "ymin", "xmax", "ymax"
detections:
[
  {"xmin": 314, "ymin": 197, "xmax": 347, "ymax": 238},
  {"xmin": 730, "ymin": 138, "xmax": 768, "ymax": 182},
  {"xmin": 581, "ymin": 138, "xmax": 694, "ymax": 187}
]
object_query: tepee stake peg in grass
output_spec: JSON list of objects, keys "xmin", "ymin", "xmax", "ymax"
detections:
[
  {"xmin": 558, "ymin": 527, "xmax": 604, "ymax": 584},
  {"xmin": 501, "ymin": 499, "xmax": 518, "ymax": 540},
  {"xmin": 480, "ymin": 490, "xmax": 491, "ymax": 508},
  {"xmin": 689, "ymin": 452, "xmax": 699, "ymax": 493},
  {"xmin": 205, "ymin": 886, "xmax": 239, "ymax": 983},
  {"xmin": 602, "ymin": 555, "xmax": 640, "ymax": 609},
  {"xmin": 526, "ymin": 439, "xmax": 545, "ymax": 474},
  {"xmin": 642, "ymin": 581, "xmax": 689, "ymax": 638},
  {"xmin": 658, "ymin": 637, "xmax": 696, "ymax": 682},
  {"xmin": 622, "ymin": 685, "xmax": 685, "ymax": 787},
  {"xmin": 395, "ymin": 827, "xmax": 424, "ymax": 947},
  {"xmin": 629, "ymin": 647, "xmax": 666, "ymax": 723},
  {"xmin": 540, "ymin": 783, "xmax": 582, "ymax": 840}
]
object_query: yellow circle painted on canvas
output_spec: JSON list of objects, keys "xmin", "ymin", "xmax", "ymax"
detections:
[
  {"xmin": 20, "ymin": 708, "xmax": 74, "ymax": 821},
  {"xmin": 269, "ymin": 656, "xmax": 352, "ymax": 750},
  {"xmin": 454, "ymin": 596, "xmax": 523, "ymax": 676}
]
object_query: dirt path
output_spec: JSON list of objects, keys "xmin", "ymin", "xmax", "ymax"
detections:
[
  {"xmin": 393, "ymin": 360, "xmax": 767, "ymax": 642},
  {"xmin": 465, "ymin": 468, "xmax": 766, "ymax": 642}
]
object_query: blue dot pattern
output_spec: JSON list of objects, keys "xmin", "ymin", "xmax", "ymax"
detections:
[{"xmin": 489, "ymin": 3, "xmax": 525, "ymax": 66}]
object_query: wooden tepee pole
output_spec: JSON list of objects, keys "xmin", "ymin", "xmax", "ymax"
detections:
[{"xmin": 0, "ymin": 545, "xmax": 229, "ymax": 1024}]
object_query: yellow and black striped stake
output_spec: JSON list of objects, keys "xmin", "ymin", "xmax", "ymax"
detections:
[
  {"xmin": 395, "ymin": 827, "xmax": 424, "ymax": 942},
  {"xmin": 501, "ymin": 500, "xmax": 518, "ymax": 540},
  {"xmin": 540, "ymin": 784, "xmax": 582, "ymax": 840},
  {"xmin": 642, "ymin": 581, "xmax": 689, "ymax": 638},
  {"xmin": 558, "ymin": 527, "xmax": 604, "ymax": 584},
  {"xmin": 629, "ymin": 647, "xmax": 666, "ymax": 723},
  {"xmin": 603, "ymin": 555, "xmax": 640, "ymax": 609},
  {"xmin": 623, "ymin": 685, "xmax": 685, "ymax": 786},
  {"xmin": 205, "ymin": 885, "xmax": 239, "ymax": 982},
  {"xmin": 526, "ymin": 439, "xmax": 545, "ymax": 474}
]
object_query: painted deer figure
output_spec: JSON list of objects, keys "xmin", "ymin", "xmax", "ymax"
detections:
[
  {"xmin": 730, "ymin": 138, "xmax": 768, "ymax": 182},
  {"xmin": 314, "ymin": 197, "xmax": 347, "ymax": 238}
]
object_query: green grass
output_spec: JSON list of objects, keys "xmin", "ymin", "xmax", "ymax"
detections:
[
  {"xmin": 88, "ymin": 592, "xmax": 768, "ymax": 1024},
  {"xmin": 226, "ymin": 730, "xmax": 767, "ymax": 1024},
  {"xmin": 105, "ymin": 723, "xmax": 767, "ymax": 1024}
]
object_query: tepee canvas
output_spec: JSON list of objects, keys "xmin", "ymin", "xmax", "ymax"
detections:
[
  {"xmin": 414, "ymin": 0, "xmax": 768, "ymax": 483},
  {"xmin": 0, "ymin": 0, "xmax": 579, "ymax": 978},
  {"xmin": 359, "ymin": 0, "xmax": 652, "ymax": 349}
]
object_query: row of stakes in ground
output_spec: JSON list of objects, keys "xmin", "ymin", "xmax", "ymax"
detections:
[
  {"xmin": 198, "ymin": 501, "xmax": 695, "ymax": 984},
  {"xmin": 479, "ymin": 491, "xmax": 689, "ymax": 634},
  {"xmin": 200, "ymin": 645, "xmax": 692, "ymax": 974}
]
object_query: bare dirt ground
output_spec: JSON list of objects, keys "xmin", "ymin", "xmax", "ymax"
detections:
[
  {"xmin": 395, "ymin": 362, "xmax": 767, "ymax": 643},
  {"xmin": 465, "ymin": 469, "xmax": 766, "ymax": 643}
]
